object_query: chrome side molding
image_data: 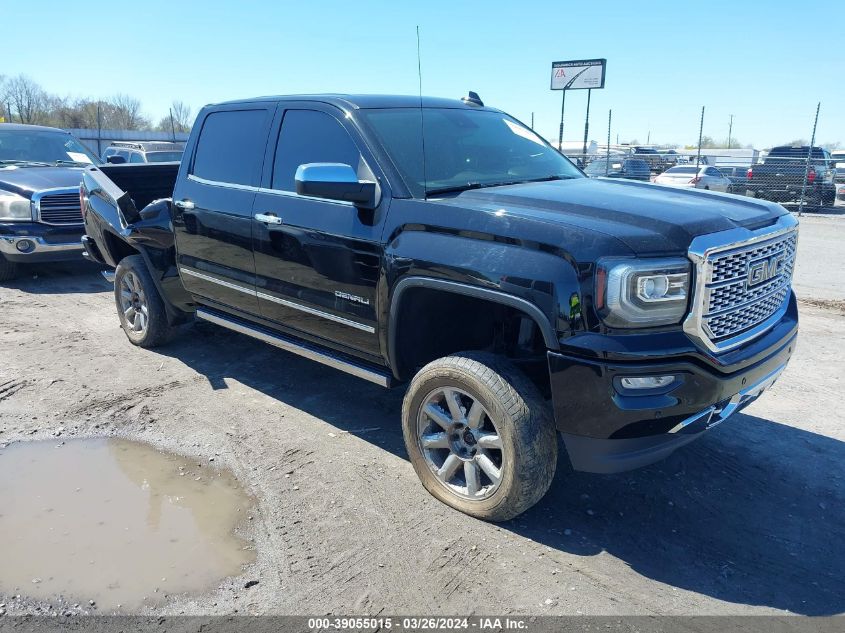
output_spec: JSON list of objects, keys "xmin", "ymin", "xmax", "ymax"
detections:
[{"xmin": 195, "ymin": 308, "xmax": 391, "ymax": 388}]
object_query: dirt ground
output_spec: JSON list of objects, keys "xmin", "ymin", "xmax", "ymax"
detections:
[{"xmin": 0, "ymin": 214, "xmax": 843, "ymax": 617}]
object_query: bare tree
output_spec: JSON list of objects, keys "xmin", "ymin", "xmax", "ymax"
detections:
[
  {"xmin": 106, "ymin": 93, "xmax": 149, "ymax": 130},
  {"xmin": 3, "ymin": 74, "xmax": 48, "ymax": 124},
  {"xmin": 156, "ymin": 100, "xmax": 193, "ymax": 134}
]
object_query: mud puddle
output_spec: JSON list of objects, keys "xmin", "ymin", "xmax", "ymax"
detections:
[{"xmin": 0, "ymin": 437, "xmax": 256, "ymax": 610}]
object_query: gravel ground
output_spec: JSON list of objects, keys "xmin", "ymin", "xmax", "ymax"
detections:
[{"xmin": 0, "ymin": 213, "xmax": 843, "ymax": 617}]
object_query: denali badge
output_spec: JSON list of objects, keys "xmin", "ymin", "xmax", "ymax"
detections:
[
  {"xmin": 747, "ymin": 253, "xmax": 785, "ymax": 288},
  {"xmin": 335, "ymin": 290, "xmax": 370, "ymax": 305}
]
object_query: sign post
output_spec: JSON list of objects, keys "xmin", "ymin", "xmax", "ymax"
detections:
[{"xmin": 550, "ymin": 59, "xmax": 606, "ymax": 154}]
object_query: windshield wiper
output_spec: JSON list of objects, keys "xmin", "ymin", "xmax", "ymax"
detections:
[
  {"xmin": 0, "ymin": 159, "xmax": 52, "ymax": 167},
  {"xmin": 54, "ymin": 160, "xmax": 92, "ymax": 167},
  {"xmin": 426, "ymin": 175, "xmax": 575, "ymax": 197}
]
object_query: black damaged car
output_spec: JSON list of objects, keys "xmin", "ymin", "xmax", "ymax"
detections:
[{"xmin": 79, "ymin": 93, "xmax": 799, "ymax": 520}]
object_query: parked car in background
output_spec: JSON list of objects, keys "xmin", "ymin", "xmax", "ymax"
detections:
[
  {"xmin": 0, "ymin": 123, "xmax": 100, "ymax": 281},
  {"xmin": 102, "ymin": 141, "xmax": 184, "ymax": 164},
  {"xmin": 629, "ymin": 146, "xmax": 667, "ymax": 173},
  {"xmin": 718, "ymin": 166, "xmax": 751, "ymax": 194},
  {"xmin": 654, "ymin": 165, "xmax": 732, "ymax": 192},
  {"xmin": 837, "ymin": 183, "xmax": 845, "ymax": 201},
  {"xmin": 584, "ymin": 157, "xmax": 651, "ymax": 181},
  {"xmin": 746, "ymin": 145, "xmax": 836, "ymax": 209},
  {"xmin": 830, "ymin": 149, "xmax": 845, "ymax": 183},
  {"xmin": 661, "ymin": 149, "xmax": 687, "ymax": 168}
]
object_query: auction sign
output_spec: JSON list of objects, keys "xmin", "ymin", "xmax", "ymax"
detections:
[{"xmin": 550, "ymin": 59, "xmax": 606, "ymax": 90}]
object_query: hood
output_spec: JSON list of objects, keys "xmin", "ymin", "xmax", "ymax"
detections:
[
  {"xmin": 0, "ymin": 166, "xmax": 85, "ymax": 198},
  {"xmin": 444, "ymin": 177, "xmax": 787, "ymax": 254}
]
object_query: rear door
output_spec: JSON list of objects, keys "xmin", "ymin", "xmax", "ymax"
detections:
[
  {"xmin": 172, "ymin": 105, "xmax": 273, "ymax": 315},
  {"xmin": 251, "ymin": 105, "xmax": 386, "ymax": 358}
]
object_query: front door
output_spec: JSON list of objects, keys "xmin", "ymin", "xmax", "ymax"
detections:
[
  {"xmin": 172, "ymin": 106, "xmax": 273, "ymax": 315},
  {"xmin": 252, "ymin": 107, "xmax": 385, "ymax": 358}
]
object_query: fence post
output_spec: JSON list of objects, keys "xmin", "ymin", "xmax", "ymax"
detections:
[
  {"xmin": 96, "ymin": 103, "xmax": 102, "ymax": 157},
  {"xmin": 695, "ymin": 106, "xmax": 705, "ymax": 169},
  {"xmin": 798, "ymin": 102, "xmax": 821, "ymax": 217}
]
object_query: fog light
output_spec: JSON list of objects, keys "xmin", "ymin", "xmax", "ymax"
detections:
[
  {"xmin": 620, "ymin": 375, "xmax": 676, "ymax": 390},
  {"xmin": 16, "ymin": 239, "xmax": 35, "ymax": 253}
]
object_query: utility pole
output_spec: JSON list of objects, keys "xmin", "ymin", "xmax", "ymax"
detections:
[
  {"xmin": 530, "ymin": 112, "xmax": 534, "ymax": 130},
  {"xmin": 728, "ymin": 114, "xmax": 734, "ymax": 149}
]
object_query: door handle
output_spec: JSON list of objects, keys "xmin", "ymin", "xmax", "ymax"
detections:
[
  {"xmin": 254, "ymin": 212, "xmax": 283, "ymax": 225},
  {"xmin": 174, "ymin": 199, "xmax": 195, "ymax": 210}
]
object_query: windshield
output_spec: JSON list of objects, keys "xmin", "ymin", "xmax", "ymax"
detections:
[
  {"xmin": 0, "ymin": 129, "xmax": 101, "ymax": 166},
  {"xmin": 145, "ymin": 151, "xmax": 183, "ymax": 163},
  {"xmin": 359, "ymin": 108, "xmax": 582, "ymax": 197}
]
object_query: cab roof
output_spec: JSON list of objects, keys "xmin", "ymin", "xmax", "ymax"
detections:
[{"xmin": 209, "ymin": 94, "xmax": 499, "ymax": 111}]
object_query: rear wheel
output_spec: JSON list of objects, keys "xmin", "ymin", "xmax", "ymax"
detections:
[
  {"xmin": 402, "ymin": 352, "xmax": 558, "ymax": 521},
  {"xmin": 114, "ymin": 255, "xmax": 173, "ymax": 348},
  {"xmin": 0, "ymin": 254, "xmax": 19, "ymax": 282}
]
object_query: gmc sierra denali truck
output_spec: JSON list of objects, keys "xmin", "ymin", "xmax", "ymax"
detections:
[
  {"xmin": 0, "ymin": 124, "xmax": 100, "ymax": 280},
  {"xmin": 80, "ymin": 94, "xmax": 799, "ymax": 521}
]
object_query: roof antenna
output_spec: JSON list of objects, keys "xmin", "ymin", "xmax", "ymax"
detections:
[{"xmin": 417, "ymin": 25, "xmax": 429, "ymax": 198}]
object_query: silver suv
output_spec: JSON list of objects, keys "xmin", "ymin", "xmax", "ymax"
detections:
[{"xmin": 101, "ymin": 141, "xmax": 184, "ymax": 164}]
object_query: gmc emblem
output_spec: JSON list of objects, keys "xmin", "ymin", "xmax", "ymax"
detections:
[{"xmin": 747, "ymin": 253, "xmax": 785, "ymax": 288}]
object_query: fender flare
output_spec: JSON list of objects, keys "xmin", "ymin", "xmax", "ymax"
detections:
[{"xmin": 388, "ymin": 276, "xmax": 560, "ymax": 379}]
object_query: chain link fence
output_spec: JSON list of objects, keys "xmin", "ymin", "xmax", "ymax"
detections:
[{"xmin": 558, "ymin": 104, "xmax": 844, "ymax": 213}]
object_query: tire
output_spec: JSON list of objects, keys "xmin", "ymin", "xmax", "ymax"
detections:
[
  {"xmin": 0, "ymin": 254, "xmax": 19, "ymax": 282},
  {"xmin": 114, "ymin": 255, "xmax": 173, "ymax": 348},
  {"xmin": 402, "ymin": 352, "xmax": 558, "ymax": 521}
]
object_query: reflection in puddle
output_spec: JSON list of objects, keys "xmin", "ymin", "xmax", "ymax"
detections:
[{"xmin": 0, "ymin": 438, "xmax": 256, "ymax": 609}]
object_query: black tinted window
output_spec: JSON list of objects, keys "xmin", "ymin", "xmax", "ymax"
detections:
[
  {"xmin": 272, "ymin": 110, "xmax": 361, "ymax": 190},
  {"xmin": 193, "ymin": 109, "xmax": 268, "ymax": 186}
]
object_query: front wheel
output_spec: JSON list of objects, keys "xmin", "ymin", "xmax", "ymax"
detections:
[
  {"xmin": 114, "ymin": 255, "xmax": 174, "ymax": 348},
  {"xmin": 402, "ymin": 352, "xmax": 558, "ymax": 521}
]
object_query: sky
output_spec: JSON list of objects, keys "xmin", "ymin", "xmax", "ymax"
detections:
[{"xmin": 4, "ymin": 0, "xmax": 844, "ymax": 149}]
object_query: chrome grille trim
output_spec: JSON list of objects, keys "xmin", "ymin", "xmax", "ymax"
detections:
[
  {"xmin": 33, "ymin": 187, "xmax": 83, "ymax": 226},
  {"xmin": 683, "ymin": 214, "xmax": 799, "ymax": 353}
]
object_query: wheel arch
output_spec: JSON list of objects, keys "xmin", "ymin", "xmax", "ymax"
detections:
[{"xmin": 387, "ymin": 276, "xmax": 559, "ymax": 381}]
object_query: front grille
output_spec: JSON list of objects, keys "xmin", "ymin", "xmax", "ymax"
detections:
[
  {"xmin": 699, "ymin": 230, "xmax": 797, "ymax": 344},
  {"xmin": 38, "ymin": 191, "xmax": 82, "ymax": 225}
]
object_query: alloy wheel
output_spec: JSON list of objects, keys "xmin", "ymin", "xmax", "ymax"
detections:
[{"xmin": 416, "ymin": 387, "xmax": 504, "ymax": 501}]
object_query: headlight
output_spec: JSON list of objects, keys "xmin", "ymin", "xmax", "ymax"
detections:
[
  {"xmin": 597, "ymin": 258, "xmax": 690, "ymax": 328},
  {"xmin": 0, "ymin": 191, "xmax": 32, "ymax": 221}
]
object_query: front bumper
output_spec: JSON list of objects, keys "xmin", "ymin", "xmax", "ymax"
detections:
[
  {"xmin": 0, "ymin": 222, "xmax": 84, "ymax": 263},
  {"xmin": 0, "ymin": 234, "xmax": 84, "ymax": 263},
  {"xmin": 549, "ymin": 294, "xmax": 798, "ymax": 474}
]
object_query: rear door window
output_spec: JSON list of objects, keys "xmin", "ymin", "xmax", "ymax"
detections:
[
  {"xmin": 129, "ymin": 152, "xmax": 145, "ymax": 164},
  {"xmin": 192, "ymin": 109, "xmax": 270, "ymax": 186},
  {"xmin": 272, "ymin": 110, "xmax": 361, "ymax": 191}
]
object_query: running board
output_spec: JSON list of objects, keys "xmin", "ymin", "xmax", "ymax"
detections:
[{"xmin": 196, "ymin": 308, "xmax": 392, "ymax": 388}]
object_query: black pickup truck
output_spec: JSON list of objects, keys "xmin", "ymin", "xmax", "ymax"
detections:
[
  {"xmin": 746, "ymin": 145, "xmax": 837, "ymax": 209},
  {"xmin": 80, "ymin": 94, "xmax": 799, "ymax": 521}
]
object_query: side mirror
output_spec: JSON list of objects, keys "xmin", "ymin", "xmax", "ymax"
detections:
[
  {"xmin": 106, "ymin": 155, "xmax": 126, "ymax": 164},
  {"xmin": 295, "ymin": 163, "xmax": 378, "ymax": 209}
]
